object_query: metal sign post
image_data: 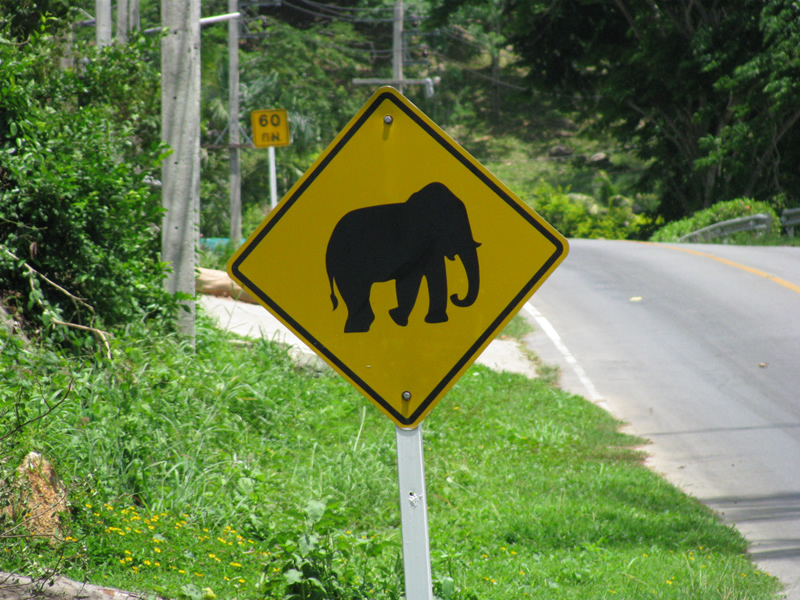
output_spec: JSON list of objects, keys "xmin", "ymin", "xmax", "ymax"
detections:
[
  {"xmin": 395, "ymin": 425, "xmax": 433, "ymax": 600},
  {"xmin": 250, "ymin": 109, "xmax": 290, "ymax": 210},
  {"xmin": 268, "ymin": 146, "xmax": 278, "ymax": 210}
]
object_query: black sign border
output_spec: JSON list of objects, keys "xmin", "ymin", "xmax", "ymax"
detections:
[{"xmin": 231, "ymin": 90, "xmax": 566, "ymax": 427}]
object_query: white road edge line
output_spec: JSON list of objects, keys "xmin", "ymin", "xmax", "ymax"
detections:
[{"xmin": 524, "ymin": 301, "xmax": 609, "ymax": 411}]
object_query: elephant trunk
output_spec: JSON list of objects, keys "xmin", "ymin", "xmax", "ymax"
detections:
[{"xmin": 450, "ymin": 242, "xmax": 480, "ymax": 307}]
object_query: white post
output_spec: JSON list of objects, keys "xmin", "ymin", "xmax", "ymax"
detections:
[
  {"xmin": 228, "ymin": 0, "xmax": 242, "ymax": 241},
  {"xmin": 96, "ymin": 0, "xmax": 112, "ymax": 47},
  {"xmin": 161, "ymin": 0, "xmax": 201, "ymax": 342},
  {"xmin": 269, "ymin": 145, "xmax": 278, "ymax": 210},
  {"xmin": 395, "ymin": 425, "xmax": 434, "ymax": 600},
  {"xmin": 392, "ymin": 0, "xmax": 404, "ymax": 93}
]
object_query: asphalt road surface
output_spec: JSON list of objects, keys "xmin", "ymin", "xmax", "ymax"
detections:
[{"xmin": 523, "ymin": 238, "xmax": 800, "ymax": 598}]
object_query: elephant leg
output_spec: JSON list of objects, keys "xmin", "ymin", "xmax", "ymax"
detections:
[
  {"xmin": 339, "ymin": 279, "xmax": 375, "ymax": 333},
  {"xmin": 389, "ymin": 273, "xmax": 423, "ymax": 327},
  {"xmin": 424, "ymin": 259, "xmax": 449, "ymax": 324}
]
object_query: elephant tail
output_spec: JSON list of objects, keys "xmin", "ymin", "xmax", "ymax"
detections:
[{"xmin": 329, "ymin": 275, "xmax": 339, "ymax": 311}]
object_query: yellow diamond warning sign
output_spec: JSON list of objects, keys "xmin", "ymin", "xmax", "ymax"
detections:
[{"xmin": 229, "ymin": 87, "xmax": 568, "ymax": 428}]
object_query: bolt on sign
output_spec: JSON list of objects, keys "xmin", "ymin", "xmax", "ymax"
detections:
[
  {"xmin": 229, "ymin": 87, "xmax": 568, "ymax": 428},
  {"xmin": 251, "ymin": 108, "xmax": 290, "ymax": 148}
]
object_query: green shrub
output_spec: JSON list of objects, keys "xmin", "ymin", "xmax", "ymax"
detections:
[
  {"xmin": 531, "ymin": 176, "xmax": 649, "ymax": 240},
  {"xmin": 0, "ymin": 26, "xmax": 172, "ymax": 345},
  {"xmin": 650, "ymin": 198, "xmax": 780, "ymax": 242}
]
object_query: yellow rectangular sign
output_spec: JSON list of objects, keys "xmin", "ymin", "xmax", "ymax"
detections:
[{"xmin": 251, "ymin": 109, "xmax": 290, "ymax": 148}]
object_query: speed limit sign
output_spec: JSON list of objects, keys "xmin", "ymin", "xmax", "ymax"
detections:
[{"xmin": 251, "ymin": 109, "xmax": 290, "ymax": 148}]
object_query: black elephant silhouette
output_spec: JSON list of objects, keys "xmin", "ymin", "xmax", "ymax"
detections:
[{"xmin": 326, "ymin": 182, "xmax": 481, "ymax": 333}]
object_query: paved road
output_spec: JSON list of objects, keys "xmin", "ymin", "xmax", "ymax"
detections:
[{"xmin": 523, "ymin": 239, "xmax": 800, "ymax": 598}]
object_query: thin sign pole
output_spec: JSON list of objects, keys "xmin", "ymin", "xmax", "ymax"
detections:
[
  {"xmin": 395, "ymin": 425, "xmax": 433, "ymax": 600},
  {"xmin": 268, "ymin": 145, "xmax": 278, "ymax": 210}
]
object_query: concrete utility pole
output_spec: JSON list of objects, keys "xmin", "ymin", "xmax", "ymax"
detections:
[
  {"xmin": 392, "ymin": 0, "xmax": 404, "ymax": 93},
  {"xmin": 352, "ymin": 0, "xmax": 437, "ymax": 95},
  {"xmin": 95, "ymin": 0, "xmax": 112, "ymax": 47},
  {"xmin": 161, "ymin": 0, "xmax": 201, "ymax": 342},
  {"xmin": 116, "ymin": 0, "xmax": 140, "ymax": 43},
  {"xmin": 228, "ymin": 0, "xmax": 242, "ymax": 242}
]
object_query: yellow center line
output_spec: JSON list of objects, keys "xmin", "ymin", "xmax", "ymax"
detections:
[{"xmin": 641, "ymin": 241, "xmax": 800, "ymax": 295}]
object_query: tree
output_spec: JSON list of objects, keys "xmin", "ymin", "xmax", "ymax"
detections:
[
  {"xmin": 0, "ymin": 19, "xmax": 173, "ymax": 345},
  {"xmin": 696, "ymin": 1, "xmax": 800, "ymax": 207},
  {"xmin": 433, "ymin": 0, "xmax": 800, "ymax": 219},
  {"xmin": 0, "ymin": 0, "xmax": 73, "ymax": 41}
]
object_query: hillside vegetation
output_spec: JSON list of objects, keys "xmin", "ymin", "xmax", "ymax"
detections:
[{"xmin": 0, "ymin": 2, "xmax": 796, "ymax": 598}]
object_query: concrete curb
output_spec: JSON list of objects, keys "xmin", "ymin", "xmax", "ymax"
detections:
[{"xmin": 199, "ymin": 295, "xmax": 536, "ymax": 378}]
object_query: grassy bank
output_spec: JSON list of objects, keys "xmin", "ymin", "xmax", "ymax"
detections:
[{"xmin": 0, "ymin": 313, "xmax": 782, "ymax": 599}]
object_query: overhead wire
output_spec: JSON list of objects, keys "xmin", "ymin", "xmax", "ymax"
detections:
[
  {"xmin": 427, "ymin": 49, "xmax": 527, "ymax": 91},
  {"xmin": 268, "ymin": 2, "xmax": 528, "ymax": 91},
  {"xmin": 280, "ymin": 0, "xmax": 394, "ymax": 23},
  {"xmin": 295, "ymin": 0, "xmax": 394, "ymax": 15}
]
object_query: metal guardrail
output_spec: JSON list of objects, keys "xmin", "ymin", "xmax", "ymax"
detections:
[
  {"xmin": 678, "ymin": 213, "xmax": 772, "ymax": 243},
  {"xmin": 781, "ymin": 208, "xmax": 800, "ymax": 236}
]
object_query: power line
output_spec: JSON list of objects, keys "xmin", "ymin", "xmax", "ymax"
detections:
[
  {"xmin": 428, "ymin": 49, "xmax": 526, "ymax": 91},
  {"xmin": 281, "ymin": 0, "xmax": 394, "ymax": 23},
  {"xmin": 296, "ymin": 0, "xmax": 393, "ymax": 15}
]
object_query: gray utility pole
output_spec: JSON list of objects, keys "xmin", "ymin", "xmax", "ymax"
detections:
[
  {"xmin": 228, "ymin": 0, "xmax": 242, "ymax": 242},
  {"xmin": 116, "ymin": 0, "xmax": 140, "ymax": 43},
  {"xmin": 161, "ymin": 0, "xmax": 201, "ymax": 342},
  {"xmin": 96, "ymin": 0, "xmax": 112, "ymax": 47},
  {"xmin": 352, "ymin": 0, "xmax": 437, "ymax": 95},
  {"xmin": 393, "ymin": 0, "xmax": 404, "ymax": 93}
]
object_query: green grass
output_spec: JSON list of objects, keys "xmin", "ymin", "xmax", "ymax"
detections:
[{"xmin": 0, "ymin": 313, "xmax": 783, "ymax": 599}]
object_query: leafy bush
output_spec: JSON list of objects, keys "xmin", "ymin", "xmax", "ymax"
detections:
[
  {"xmin": 650, "ymin": 198, "xmax": 780, "ymax": 242},
  {"xmin": 531, "ymin": 176, "xmax": 649, "ymax": 239},
  {"xmin": 0, "ymin": 26, "xmax": 172, "ymax": 344}
]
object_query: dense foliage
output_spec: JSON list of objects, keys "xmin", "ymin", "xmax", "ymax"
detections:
[
  {"xmin": 432, "ymin": 0, "xmax": 800, "ymax": 220},
  {"xmin": 0, "ymin": 23, "xmax": 173, "ymax": 343}
]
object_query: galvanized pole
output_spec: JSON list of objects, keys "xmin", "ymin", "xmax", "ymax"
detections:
[
  {"xmin": 96, "ymin": 0, "xmax": 112, "ymax": 47},
  {"xmin": 161, "ymin": 0, "xmax": 201, "ymax": 343},
  {"xmin": 228, "ymin": 0, "xmax": 242, "ymax": 241},
  {"xmin": 268, "ymin": 146, "xmax": 278, "ymax": 210},
  {"xmin": 393, "ymin": 7, "xmax": 432, "ymax": 594},
  {"xmin": 392, "ymin": 0, "xmax": 404, "ymax": 94},
  {"xmin": 395, "ymin": 425, "xmax": 434, "ymax": 600}
]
